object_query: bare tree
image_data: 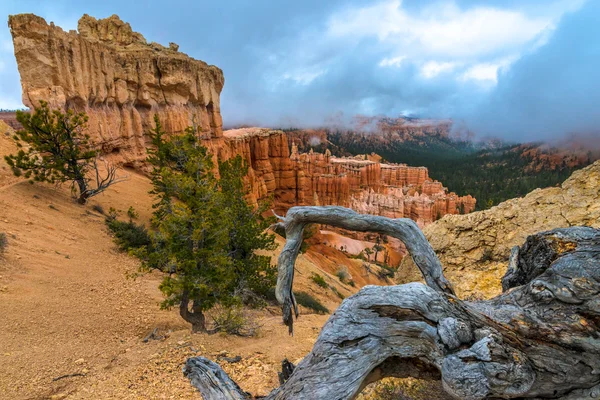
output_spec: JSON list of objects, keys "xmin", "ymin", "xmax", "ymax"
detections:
[
  {"xmin": 82, "ymin": 158, "xmax": 129, "ymax": 201},
  {"xmin": 184, "ymin": 206, "xmax": 600, "ymax": 400}
]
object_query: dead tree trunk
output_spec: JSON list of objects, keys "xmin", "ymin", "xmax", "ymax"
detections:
[{"xmin": 184, "ymin": 206, "xmax": 600, "ymax": 399}]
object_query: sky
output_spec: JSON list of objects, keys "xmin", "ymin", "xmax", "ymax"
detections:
[{"xmin": 0, "ymin": 0, "xmax": 598, "ymax": 142}]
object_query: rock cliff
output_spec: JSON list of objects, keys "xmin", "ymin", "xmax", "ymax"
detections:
[
  {"xmin": 0, "ymin": 112, "xmax": 22, "ymax": 131},
  {"xmin": 9, "ymin": 13, "xmax": 224, "ymax": 167},
  {"xmin": 9, "ymin": 14, "xmax": 475, "ymax": 225},
  {"xmin": 399, "ymin": 160, "xmax": 600, "ymax": 297},
  {"xmin": 223, "ymin": 127, "xmax": 475, "ymax": 225}
]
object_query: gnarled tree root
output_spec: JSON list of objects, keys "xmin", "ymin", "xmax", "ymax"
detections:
[{"xmin": 184, "ymin": 206, "xmax": 600, "ymax": 399}]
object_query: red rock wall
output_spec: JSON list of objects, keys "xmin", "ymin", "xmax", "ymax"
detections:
[
  {"xmin": 220, "ymin": 128, "xmax": 476, "ymax": 226},
  {"xmin": 0, "ymin": 112, "xmax": 22, "ymax": 131}
]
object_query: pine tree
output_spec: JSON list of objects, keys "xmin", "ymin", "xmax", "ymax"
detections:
[
  {"xmin": 142, "ymin": 119, "xmax": 276, "ymax": 332},
  {"xmin": 144, "ymin": 123, "xmax": 232, "ymax": 332},
  {"xmin": 218, "ymin": 155, "xmax": 277, "ymax": 301},
  {"xmin": 364, "ymin": 247, "xmax": 373, "ymax": 262},
  {"xmin": 4, "ymin": 101, "xmax": 125, "ymax": 204}
]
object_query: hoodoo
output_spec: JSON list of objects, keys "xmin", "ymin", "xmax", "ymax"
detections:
[{"xmin": 8, "ymin": 13, "xmax": 224, "ymax": 167}]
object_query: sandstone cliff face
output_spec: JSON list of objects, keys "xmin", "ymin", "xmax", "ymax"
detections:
[
  {"xmin": 399, "ymin": 160, "xmax": 600, "ymax": 298},
  {"xmin": 9, "ymin": 13, "xmax": 224, "ymax": 167},
  {"xmin": 9, "ymin": 14, "xmax": 475, "ymax": 226},
  {"xmin": 0, "ymin": 112, "xmax": 22, "ymax": 131}
]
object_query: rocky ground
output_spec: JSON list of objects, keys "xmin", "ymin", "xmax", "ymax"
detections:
[{"xmin": 399, "ymin": 160, "xmax": 600, "ymax": 298}]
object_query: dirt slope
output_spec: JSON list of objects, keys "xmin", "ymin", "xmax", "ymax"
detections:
[{"xmin": 0, "ymin": 127, "xmax": 377, "ymax": 398}]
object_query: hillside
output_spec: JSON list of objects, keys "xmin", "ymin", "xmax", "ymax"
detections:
[
  {"xmin": 425, "ymin": 143, "xmax": 597, "ymax": 210},
  {"xmin": 399, "ymin": 160, "xmax": 600, "ymax": 298},
  {"xmin": 0, "ymin": 122, "xmax": 388, "ymax": 398}
]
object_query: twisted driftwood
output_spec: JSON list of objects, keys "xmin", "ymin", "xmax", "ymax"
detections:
[{"xmin": 184, "ymin": 206, "xmax": 600, "ymax": 399}]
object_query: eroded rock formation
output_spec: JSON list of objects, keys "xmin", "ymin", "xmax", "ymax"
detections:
[
  {"xmin": 0, "ymin": 112, "xmax": 22, "ymax": 131},
  {"xmin": 9, "ymin": 13, "xmax": 224, "ymax": 168},
  {"xmin": 9, "ymin": 14, "xmax": 475, "ymax": 225},
  {"xmin": 223, "ymin": 127, "xmax": 475, "ymax": 225}
]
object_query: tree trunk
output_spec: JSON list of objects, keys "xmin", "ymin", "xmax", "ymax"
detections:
[
  {"xmin": 184, "ymin": 206, "xmax": 600, "ymax": 399},
  {"xmin": 76, "ymin": 178, "xmax": 88, "ymax": 204},
  {"xmin": 179, "ymin": 291, "xmax": 206, "ymax": 333}
]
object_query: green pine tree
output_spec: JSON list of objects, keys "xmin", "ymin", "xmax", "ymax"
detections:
[
  {"xmin": 143, "ymin": 124, "xmax": 230, "ymax": 332},
  {"xmin": 4, "ymin": 101, "xmax": 125, "ymax": 204},
  {"xmin": 141, "ymin": 118, "xmax": 276, "ymax": 332},
  {"xmin": 218, "ymin": 155, "xmax": 277, "ymax": 301}
]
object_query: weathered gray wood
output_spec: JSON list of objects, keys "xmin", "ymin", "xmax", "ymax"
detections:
[
  {"xmin": 277, "ymin": 359, "xmax": 295, "ymax": 385},
  {"xmin": 185, "ymin": 207, "xmax": 600, "ymax": 400},
  {"xmin": 183, "ymin": 357, "xmax": 248, "ymax": 399},
  {"xmin": 274, "ymin": 206, "xmax": 455, "ymax": 333}
]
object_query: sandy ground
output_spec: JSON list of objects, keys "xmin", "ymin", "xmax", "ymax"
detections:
[
  {"xmin": 0, "ymin": 125, "xmax": 436, "ymax": 399},
  {"xmin": 0, "ymin": 123, "xmax": 365, "ymax": 399},
  {"xmin": 0, "ymin": 169, "xmax": 340, "ymax": 399}
]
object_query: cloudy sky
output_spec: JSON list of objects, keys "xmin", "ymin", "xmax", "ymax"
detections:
[{"xmin": 0, "ymin": 0, "xmax": 598, "ymax": 141}]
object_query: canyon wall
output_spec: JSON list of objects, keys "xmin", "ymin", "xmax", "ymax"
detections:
[
  {"xmin": 222, "ymin": 128, "xmax": 475, "ymax": 226},
  {"xmin": 0, "ymin": 112, "xmax": 22, "ymax": 131},
  {"xmin": 9, "ymin": 13, "xmax": 475, "ymax": 225},
  {"xmin": 9, "ymin": 13, "xmax": 224, "ymax": 168}
]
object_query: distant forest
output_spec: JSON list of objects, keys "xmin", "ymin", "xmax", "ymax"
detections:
[{"xmin": 320, "ymin": 131, "xmax": 593, "ymax": 211}]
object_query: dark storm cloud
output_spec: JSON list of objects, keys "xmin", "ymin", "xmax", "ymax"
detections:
[
  {"xmin": 0, "ymin": 0, "xmax": 596, "ymax": 142},
  {"xmin": 463, "ymin": 0, "xmax": 600, "ymax": 141}
]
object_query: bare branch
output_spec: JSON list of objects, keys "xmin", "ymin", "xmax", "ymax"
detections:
[
  {"xmin": 83, "ymin": 158, "xmax": 129, "ymax": 200},
  {"xmin": 274, "ymin": 206, "xmax": 454, "ymax": 333},
  {"xmin": 271, "ymin": 209, "xmax": 285, "ymax": 221}
]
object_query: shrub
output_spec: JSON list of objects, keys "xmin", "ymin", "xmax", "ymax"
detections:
[
  {"xmin": 349, "ymin": 251, "xmax": 367, "ymax": 261},
  {"xmin": 311, "ymin": 273, "xmax": 328, "ymax": 288},
  {"xmin": 127, "ymin": 206, "xmax": 139, "ymax": 220},
  {"xmin": 336, "ymin": 266, "xmax": 350, "ymax": 283},
  {"xmin": 210, "ymin": 305, "xmax": 259, "ymax": 337},
  {"xmin": 105, "ymin": 218, "xmax": 151, "ymax": 252},
  {"xmin": 108, "ymin": 207, "xmax": 119, "ymax": 220},
  {"xmin": 377, "ymin": 264, "xmax": 396, "ymax": 280},
  {"xmin": 0, "ymin": 232, "xmax": 7, "ymax": 254},
  {"xmin": 294, "ymin": 291, "xmax": 329, "ymax": 314},
  {"xmin": 331, "ymin": 286, "xmax": 345, "ymax": 300}
]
